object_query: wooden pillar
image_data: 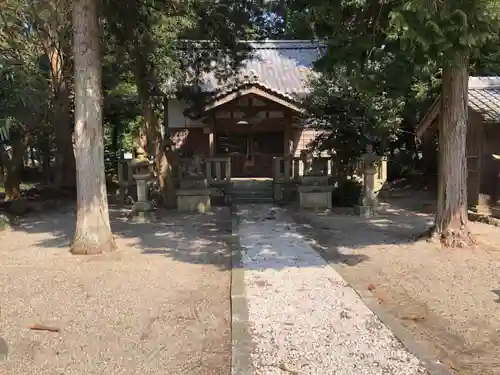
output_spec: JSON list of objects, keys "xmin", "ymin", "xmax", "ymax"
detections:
[
  {"xmin": 209, "ymin": 131, "xmax": 215, "ymax": 156},
  {"xmin": 283, "ymin": 125, "xmax": 292, "ymax": 156},
  {"xmin": 205, "ymin": 117, "xmax": 215, "ymax": 157}
]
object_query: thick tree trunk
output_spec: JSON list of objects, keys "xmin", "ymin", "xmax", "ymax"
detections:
[
  {"xmin": 53, "ymin": 81, "xmax": 76, "ymax": 187},
  {"xmin": 38, "ymin": 17, "xmax": 76, "ymax": 187},
  {"xmin": 1, "ymin": 139, "xmax": 25, "ymax": 201},
  {"xmin": 433, "ymin": 52, "xmax": 474, "ymax": 247},
  {"xmin": 71, "ymin": 0, "xmax": 115, "ymax": 255},
  {"xmin": 140, "ymin": 97, "xmax": 176, "ymax": 207},
  {"xmin": 158, "ymin": 142, "xmax": 176, "ymax": 208},
  {"xmin": 161, "ymin": 98, "xmax": 176, "ymax": 207}
]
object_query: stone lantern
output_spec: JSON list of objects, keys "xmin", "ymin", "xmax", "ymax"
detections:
[
  {"xmin": 129, "ymin": 158, "xmax": 155, "ymax": 222},
  {"xmin": 356, "ymin": 144, "xmax": 379, "ymax": 217}
]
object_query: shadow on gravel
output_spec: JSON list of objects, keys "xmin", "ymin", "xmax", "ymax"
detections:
[
  {"xmin": 287, "ymin": 204, "xmax": 434, "ymax": 268},
  {"xmin": 9, "ymin": 203, "xmax": 233, "ymax": 270},
  {"xmin": 5, "ymin": 198, "xmax": 433, "ymax": 272}
]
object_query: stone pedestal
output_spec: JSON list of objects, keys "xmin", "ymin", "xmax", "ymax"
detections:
[
  {"xmin": 300, "ymin": 175, "xmax": 329, "ymax": 186},
  {"xmin": 130, "ymin": 172, "xmax": 155, "ymax": 223},
  {"xmin": 176, "ymin": 175, "xmax": 211, "ymax": 213},
  {"xmin": 298, "ymin": 175, "xmax": 333, "ymax": 210},
  {"xmin": 298, "ymin": 185, "xmax": 333, "ymax": 210}
]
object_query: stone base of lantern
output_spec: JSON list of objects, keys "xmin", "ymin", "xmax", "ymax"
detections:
[
  {"xmin": 355, "ymin": 204, "xmax": 375, "ymax": 217},
  {"xmin": 355, "ymin": 196, "xmax": 378, "ymax": 217},
  {"xmin": 298, "ymin": 185, "xmax": 333, "ymax": 210},
  {"xmin": 176, "ymin": 189, "xmax": 211, "ymax": 213},
  {"xmin": 130, "ymin": 201, "xmax": 156, "ymax": 223}
]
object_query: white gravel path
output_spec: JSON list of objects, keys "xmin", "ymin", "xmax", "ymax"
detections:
[{"xmin": 237, "ymin": 204, "xmax": 429, "ymax": 375}]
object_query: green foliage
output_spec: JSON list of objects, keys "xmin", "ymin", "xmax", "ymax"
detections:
[
  {"xmin": 388, "ymin": 0, "xmax": 500, "ymax": 66},
  {"xmin": 103, "ymin": 95, "xmax": 142, "ymax": 176},
  {"xmin": 103, "ymin": 0, "xmax": 265, "ymax": 109},
  {"xmin": 276, "ymin": 0, "xmax": 500, "ymax": 181},
  {"xmin": 284, "ymin": 0, "xmax": 440, "ymax": 175},
  {"xmin": 331, "ymin": 179, "xmax": 363, "ymax": 207}
]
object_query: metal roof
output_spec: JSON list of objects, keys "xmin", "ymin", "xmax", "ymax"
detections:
[
  {"xmin": 417, "ymin": 76, "xmax": 500, "ymax": 137},
  {"xmin": 469, "ymin": 87, "xmax": 500, "ymax": 122},
  {"xmin": 199, "ymin": 40, "xmax": 323, "ymax": 97}
]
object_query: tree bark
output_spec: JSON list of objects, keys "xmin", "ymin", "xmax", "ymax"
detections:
[
  {"xmin": 71, "ymin": 0, "xmax": 115, "ymax": 255},
  {"xmin": 147, "ymin": 101, "xmax": 175, "ymax": 207},
  {"xmin": 161, "ymin": 98, "xmax": 177, "ymax": 207},
  {"xmin": 52, "ymin": 78, "xmax": 76, "ymax": 187},
  {"xmin": 433, "ymin": 51, "xmax": 474, "ymax": 247},
  {"xmin": 139, "ymin": 96, "xmax": 176, "ymax": 207},
  {"xmin": 0, "ymin": 144, "xmax": 4, "ymax": 184},
  {"xmin": 37, "ymin": 16, "xmax": 76, "ymax": 187}
]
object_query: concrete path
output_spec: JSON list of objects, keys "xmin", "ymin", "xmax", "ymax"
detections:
[{"xmin": 233, "ymin": 204, "xmax": 429, "ymax": 375}]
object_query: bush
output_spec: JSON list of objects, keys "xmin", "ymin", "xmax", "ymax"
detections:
[{"xmin": 331, "ymin": 179, "xmax": 362, "ymax": 207}]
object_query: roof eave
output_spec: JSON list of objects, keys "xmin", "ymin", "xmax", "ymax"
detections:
[
  {"xmin": 416, "ymin": 97, "xmax": 441, "ymax": 138},
  {"xmin": 197, "ymin": 83, "xmax": 305, "ymax": 115}
]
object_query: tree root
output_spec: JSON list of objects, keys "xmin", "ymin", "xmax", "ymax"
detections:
[
  {"xmin": 70, "ymin": 235, "xmax": 116, "ymax": 255},
  {"xmin": 419, "ymin": 225, "xmax": 475, "ymax": 248}
]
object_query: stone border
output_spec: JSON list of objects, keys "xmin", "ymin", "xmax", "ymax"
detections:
[
  {"xmin": 228, "ymin": 205, "xmax": 253, "ymax": 375},
  {"xmin": 288, "ymin": 210, "xmax": 455, "ymax": 375},
  {"xmin": 468, "ymin": 210, "xmax": 500, "ymax": 227}
]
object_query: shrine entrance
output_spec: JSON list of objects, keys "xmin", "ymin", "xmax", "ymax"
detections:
[{"xmin": 215, "ymin": 130, "xmax": 284, "ymax": 177}]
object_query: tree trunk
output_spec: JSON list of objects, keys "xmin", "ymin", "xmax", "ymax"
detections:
[
  {"xmin": 158, "ymin": 141, "xmax": 176, "ymax": 208},
  {"xmin": 433, "ymin": 51, "xmax": 474, "ymax": 247},
  {"xmin": 53, "ymin": 79, "xmax": 76, "ymax": 187},
  {"xmin": 0, "ymin": 144, "xmax": 4, "ymax": 184},
  {"xmin": 140, "ymin": 96, "xmax": 176, "ymax": 207},
  {"xmin": 161, "ymin": 98, "xmax": 176, "ymax": 207},
  {"xmin": 38, "ymin": 18, "xmax": 76, "ymax": 187},
  {"xmin": 1, "ymin": 139, "xmax": 25, "ymax": 201},
  {"xmin": 147, "ymin": 101, "xmax": 175, "ymax": 207},
  {"xmin": 71, "ymin": 0, "xmax": 115, "ymax": 255}
]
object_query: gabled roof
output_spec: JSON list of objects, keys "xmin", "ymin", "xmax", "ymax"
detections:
[
  {"xmin": 416, "ymin": 76, "xmax": 500, "ymax": 137},
  {"xmin": 199, "ymin": 40, "xmax": 323, "ymax": 97},
  {"xmin": 202, "ymin": 79, "xmax": 304, "ymax": 113}
]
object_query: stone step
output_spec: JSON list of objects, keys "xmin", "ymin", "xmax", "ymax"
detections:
[
  {"xmin": 231, "ymin": 196, "xmax": 274, "ymax": 204},
  {"xmin": 231, "ymin": 185, "xmax": 273, "ymax": 190},
  {"xmin": 230, "ymin": 179, "xmax": 274, "ymax": 203},
  {"xmin": 231, "ymin": 190, "xmax": 273, "ymax": 196}
]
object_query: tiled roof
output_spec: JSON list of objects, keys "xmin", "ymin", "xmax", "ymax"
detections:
[
  {"xmin": 468, "ymin": 77, "xmax": 500, "ymax": 122},
  {"xmin": 469, "ymin": 76, "xmax": 500, "ymax": 89},
  {"xmin": 417, "ymin": 76, "xmax": 500, "ymax": 137},
  {"xmin": 199, "ymin": 40, "xmax": 323, "ymax": 97}
]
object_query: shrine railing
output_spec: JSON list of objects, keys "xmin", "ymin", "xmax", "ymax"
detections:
[
  {"xmin": 273, "ymin": 156, "xmax": 387, "ymax": 191},
  {"xmin": 273, "ymin": 156, "xmax": 333, "ymax": 183},
  {"xmin": 205, "ymin": 157, "xmax": 231, "ymax": 185},
  {"xmin": 177, "ymin": 157, "xmax": 231, "ymax": 185}
]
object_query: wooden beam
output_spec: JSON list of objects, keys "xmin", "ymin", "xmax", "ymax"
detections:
[
  {"xmin": 203, "ymin": 86, "xmax": 304, "ymax": 114},
  {"xmin": 416, "ymin": 97, "xmax": 441, "ymax": 138}
]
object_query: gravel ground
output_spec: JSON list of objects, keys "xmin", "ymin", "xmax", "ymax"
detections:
[
  {"xmin": 236, "ymin": 204, "xmax": 429, "ymax": 375},
  {"xmin": 0, "ymin": 206, "xmax": 231, "ymax": 375},
  {"xmin": 291, "ymin": 200, "xmax": 500, "ymax": 375}
]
